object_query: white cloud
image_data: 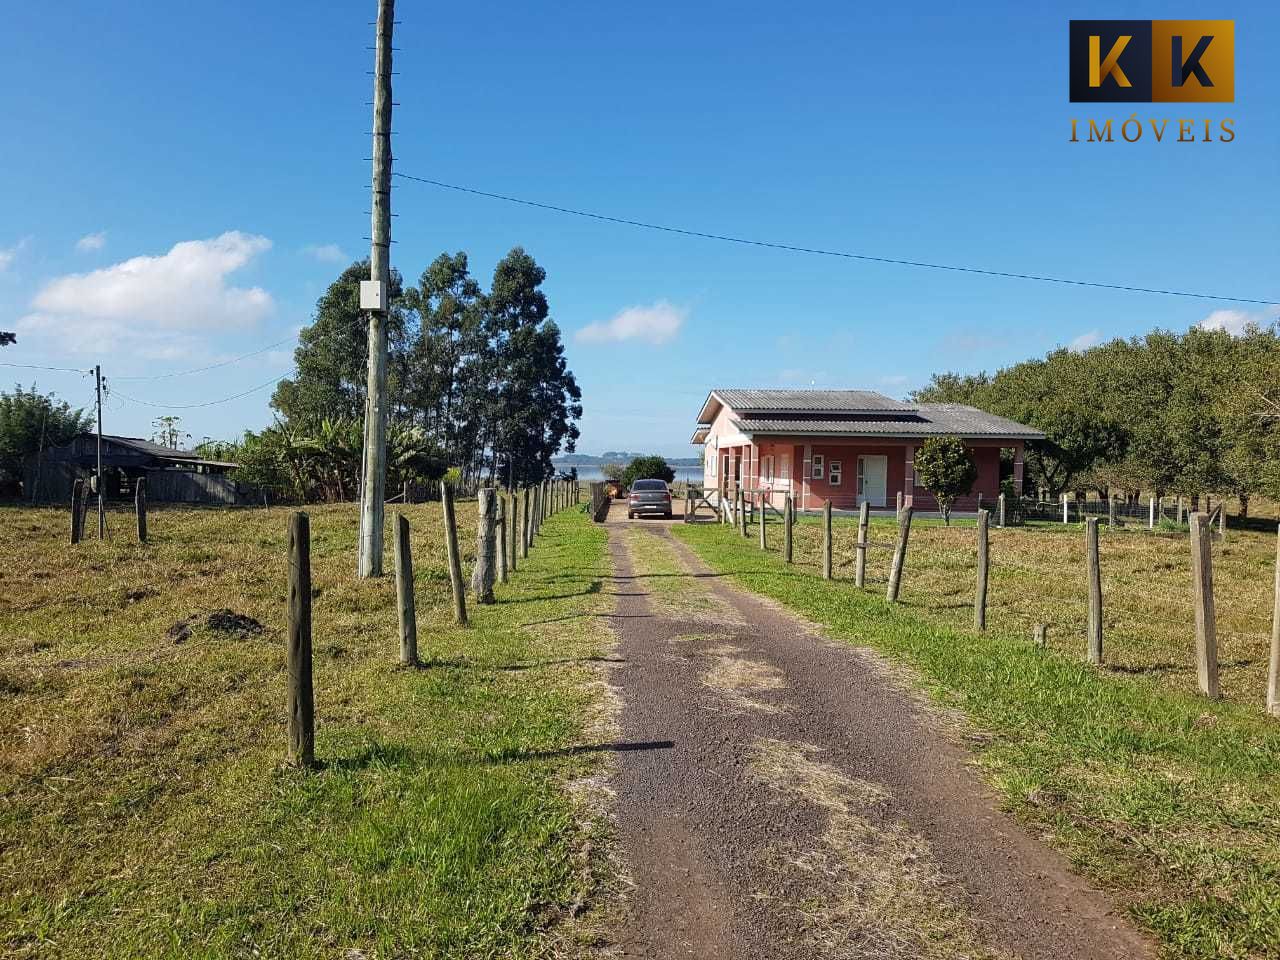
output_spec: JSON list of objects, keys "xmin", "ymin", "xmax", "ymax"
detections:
[
  {"xmin": 1198, "ymin": 308, "xmax": 1278, "ymax": 336},
  {"xmin": 576, "ymin": 300, "xmax": 687, "ymax": 345},
  {"xmin": 0, "ymin": 237, "xmax": 30, "ymax": 272},
  {"xmin": 302, "ymin": 243, "xmax": 346, "ymax": 264},
  {"xmin": 19, "ymin": 231, "xmax": 273, "ymax": 354},
  {"xmin": 1068, "ymin": 330, "xmax": 1101, "ymax": 352},
  {"xmin": 76, "ymin": 231, "xmax": 107, "ymax": 252}
]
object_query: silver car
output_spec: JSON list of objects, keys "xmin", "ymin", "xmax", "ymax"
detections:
[{"xmin": 627, "ymin": 479, "xmax": 673, "ymax": 519}]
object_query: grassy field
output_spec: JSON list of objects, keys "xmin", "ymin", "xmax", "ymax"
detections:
[
  {"xmin": 673, "ymin": 517, "xmax": 1280, "ymax": 959},
  {"xmin": 777, "ymin": 511, "xmax": 1278, "ymax": 706},
  {"xmin": 0, "ymin": 500, "xmax": 613, "ymax": 959}
]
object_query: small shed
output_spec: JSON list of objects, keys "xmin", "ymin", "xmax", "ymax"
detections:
[{"xmin": 24, "ymin": 434, "xmax": 241, "ymax": 505}]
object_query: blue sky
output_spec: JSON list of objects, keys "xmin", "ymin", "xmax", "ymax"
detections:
[{"xmin": 1, "ymin": 2, "xmax": 1275, "ymax": 457}]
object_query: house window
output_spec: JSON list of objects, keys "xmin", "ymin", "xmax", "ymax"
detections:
[
  {"xmin": 708, "ymin": 451, "xmax": 717, "ymax": 477},
  {"xmin": 829, "ymin": 460, "xmax": 843, "ymax": 486},
  {"xmin": 857, "ymin": 457, "xmax": 866, "ymax": 495},
  {"xmin": 812, "ymin": 454, "xmax": 824, "ymax": 479},
  {"xmin": 763, "ymin": 456, "xmax": 773, "ymax": 482}
]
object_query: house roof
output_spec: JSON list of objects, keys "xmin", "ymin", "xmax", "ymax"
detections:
[
  {"xmin": 35, "ymin": 433, "xmax": 239, "ymax": 469},
  {"xmin": 101, "ymin": 435, "xmax": 206, "ymax": 460},
  {"xmin": 730, "ymin": 404, "xmax": 1044, "ymax": 440},
  {"xmin": 696, "ymin": 388, "xmax": 915, "ymax": 424}
]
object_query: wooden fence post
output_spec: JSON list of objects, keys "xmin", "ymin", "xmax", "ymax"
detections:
[
  {"xmin": 1086, "ymin": 517, "xmax": 1103, "ymax": 665},
  {"xmin": 1108, "ymin": 496, "xmax": 1116, "ymax": 529},
  {"xmin": 70, "ymin": 478, "xmax": 84, "ymax": 544},
  {"xmin": 997, "ymin": 492, "xmax": 1006, "ymax": 529},
  {"xmin": 135, "ymin": 477, "xmax": 148, "ymax": 543},
  {"xmin": 784, "ymin": 494, "xmax": 793, "ymax": 563},
  {"xmin": 496, "ymin": 494, "xmax": 508, "ymax": 585},
  {"xmin": 394, "ymin": 513, "xmax": 418, "ymax": 666},
  {"xmin": 509, "ymin": 490, "xmax": 518, "ymax": 573},
  {"xmin": 759, "ymin": 495, "xmax": 768, "ymax": 550},
  {"xmin": 1219, "ymin": 504, "xmax": 1227, "ymax": 539},
  {"xmin": 1062, "ymin": 493, "xmax": 1069, "ymax": 525},
  {"xmin": 1034, "ymin": 623, "xmax": 1048, "ymax": 647},
  {"xmin": 1267, "ymin": 524, "xmax": 1279, "ymax": 718},
  {"xmin": 855, "ymin": 500, "xmax": 870, "ymax": 588},
  {"xmin": 822, "ymin": 499, "xmax": 833, "ymax": 580},
  {"xmin": 472, "ymin": 488, "xmax": 497, "ymax": 604},
  {"xmin": 441, "ymin": 481, "xmax": 468, "ymax": 626},
  {"xmin": 287, "ymin": 511, "xmax": 315, "ymax": 768},
  {"xmin": 1149, "ymin": 495, "xmax": 1156, "ymax": 529},
  {"xmin": 974, "ymin": 508, "xmax": 989, "ymax": 632},
  {"xmin": 896, "ymin": 490, "xmax": 904, "ymax": 513},
  {"xmin": 886, "ymin": 505, "xmax": 913, "ymax": 602},
  {"xmin": 1189, "ymin": 513, "xmax": 1219, "ymax": 698},
  {"xmin": 521, "ymin": 486, "xmax": 530, "ymax": 558}
]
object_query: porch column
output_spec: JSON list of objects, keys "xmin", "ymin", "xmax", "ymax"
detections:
[
  {"xmin": 903, "ymin": 444, "xmax": 916, "ymax": 507},
  {"xmin": 1012, "ymin": 443, "xmax": 1025, "ymax": 497}
]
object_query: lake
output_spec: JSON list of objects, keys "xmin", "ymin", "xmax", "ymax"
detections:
[{"xmin": 555, "ymin": 464, "xmax": 703, "ymax": 483}]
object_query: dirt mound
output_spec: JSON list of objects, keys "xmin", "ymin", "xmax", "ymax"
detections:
[
  {"xmin": 206, "ymin": 609, "xmax": 264, "ymax": 636},
  {"xmin": 165, "ymin": 610, "xmax": 264, "ymax": 644}
]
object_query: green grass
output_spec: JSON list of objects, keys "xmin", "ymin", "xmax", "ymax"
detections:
[
  {"xmin": 673, "ymin": 519, "xmax": 1280, "ymax": 960},
  {"xmin": 0, "ymin": 501, "xmax": 612, "ymax": 959},
  {"xmin": 770, "ymin": 511, "xmax": 1278, "ymax": 705}
]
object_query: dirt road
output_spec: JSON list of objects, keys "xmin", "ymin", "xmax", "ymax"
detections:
[{"xmin": 602, "ymin": 508, "xmax": 1152, "ymax": 960}]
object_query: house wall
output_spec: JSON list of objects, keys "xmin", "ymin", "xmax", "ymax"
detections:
[{"xmin": 699, "ymin": 399, "xmax": 1015, "ymax": 513}]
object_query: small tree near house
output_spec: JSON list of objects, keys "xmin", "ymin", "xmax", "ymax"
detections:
[
  {"xmin": 913, "ymin": 435, "xmax": 977, "ymax": 525},
  {"xmin": 621, "ymin": 455, "xmax": 675, "ymax": 489}
]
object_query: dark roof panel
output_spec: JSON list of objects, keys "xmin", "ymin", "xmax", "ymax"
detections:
[
  {"xmin": 712, "ymin": 388, "xmax": 916, "ymax": 413},
  {"xmin": 733, "ymin": 404, "xmax": 1044, "ymax": 439}
]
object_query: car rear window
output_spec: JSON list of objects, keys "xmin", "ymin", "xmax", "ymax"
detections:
[{"xmin": 632, "ymin": 480, "xmax": 667, "ymax": 491}]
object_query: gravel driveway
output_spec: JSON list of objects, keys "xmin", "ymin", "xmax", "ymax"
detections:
[{"xmin": 601, "ymin": 506, "xmax": 1152, "ymax": 959}]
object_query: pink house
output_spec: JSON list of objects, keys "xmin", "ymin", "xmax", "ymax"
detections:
[{"xmin": 691, "ymin": 389, "xmax": 1043, "ymax": 513}]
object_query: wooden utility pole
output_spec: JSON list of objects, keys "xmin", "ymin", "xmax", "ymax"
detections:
[
  {"xmin": 1086, "ymin": 517, "xmax": 1103, "ymax": 665},
  {"xmin": 357, "ymin": 0, "xmax": 395, "ymax": 578},
  {"xmin": 287, "ymin": 512, "xmax": 315, "ymax": 767},
  {"xmin": 94, "ymin": 364, "xmax": 104, "ymax": 538}
]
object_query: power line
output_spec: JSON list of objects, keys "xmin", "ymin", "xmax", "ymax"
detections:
[
  {"xmin": 111, "ymin": 336, "xmax": 298, "ymax": 381},
  {"xmin": 109, "ymin": 374, "xmax": 287, "ymax": 410},
  {"xmin": 0, "ymin": 361, "xmax": 92, "ymax": 374},
  {"xmin": 394, "ymin": 172, "xmax": 1280, "ymax": 307}
]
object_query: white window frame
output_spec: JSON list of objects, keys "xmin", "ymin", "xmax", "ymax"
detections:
[
  {"xmin": 812, "ymin": 454, "xmax": 824, "ymax": 479},
  {"xmin": 763, "ymin": 455, "xmax": 773, "ymax": 482},
  {"xmin": 708, "ymin": 449, "xmax": 717, "ymax": 477},
  {"xmin": 829, "ymin": 459, "xmax": 843, "ymax": 486}
]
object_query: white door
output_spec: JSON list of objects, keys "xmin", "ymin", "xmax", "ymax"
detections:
[{"xmin": 858, "ymin": 455, "xmax": 888, "ymax": 507}]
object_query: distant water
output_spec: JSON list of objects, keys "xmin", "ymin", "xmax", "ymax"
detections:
[{"xmin": 557, "ymin": 464, "xmax": 702, "ymax": 483}]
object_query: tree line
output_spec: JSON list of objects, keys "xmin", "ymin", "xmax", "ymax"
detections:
[
  {"xmin": 913, "ymin": 323, "xmax": 1280, "ymax": 514},
  {"xmin": 203, "ymin": 247, "xmax": 582, "ymax": 501}
]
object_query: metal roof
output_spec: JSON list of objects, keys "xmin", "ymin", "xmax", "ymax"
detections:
[
  {"xmin": 731, "ymin": 404, "xmax": 1044, "ymax": 440},
  {"xmin": 698, "ymin": 388, "xmax": 916, "ymax": 422},
  {"xmin": 100, "ymin": 435, "xmax": 205, "ymax": 459}
]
